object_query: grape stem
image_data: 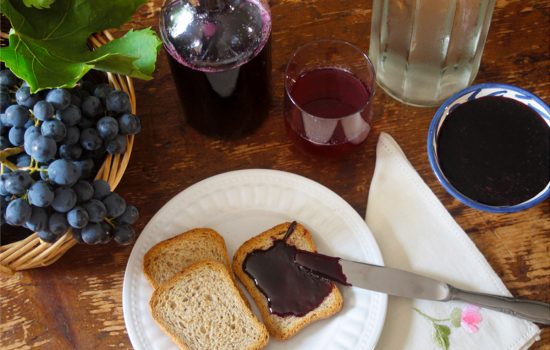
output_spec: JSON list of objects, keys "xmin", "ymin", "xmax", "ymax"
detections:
[
  {"xmin": 104, "ymin": 217, "xmax": 116, "ymax": 228},
  {"xmin": 0, "ymin": 146, "xmax": 24, "ymax": 171}
]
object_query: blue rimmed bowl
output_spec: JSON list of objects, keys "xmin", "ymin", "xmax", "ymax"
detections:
[{"xmin": 427, "ymin": 83, "xmax": 550, "ymax": 213}]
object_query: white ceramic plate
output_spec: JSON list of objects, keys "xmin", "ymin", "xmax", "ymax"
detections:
[{"xmin": 123, "ymin": 169, "xmax": 387, "ymax": 350}]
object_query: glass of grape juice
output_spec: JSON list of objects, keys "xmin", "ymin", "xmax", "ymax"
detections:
[{"xmin": 284, "ymin": 40, "xmax": 375, "ymax": 157}]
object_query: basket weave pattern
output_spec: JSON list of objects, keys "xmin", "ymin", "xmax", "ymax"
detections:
[{"xmin": 0, "ymin": 31, "xmax": 136, "ymax": 274}]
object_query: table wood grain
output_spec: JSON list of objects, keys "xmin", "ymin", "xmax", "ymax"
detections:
[{"xmin": 1, "ymin": 0, "xmax": 549, "ymax": 349}]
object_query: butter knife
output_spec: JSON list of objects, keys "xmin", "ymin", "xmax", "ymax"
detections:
[{"xmin": 294, "ymin": 251, "xmax": 550, "ymax": 325}]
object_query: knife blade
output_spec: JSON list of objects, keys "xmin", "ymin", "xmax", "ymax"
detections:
[{"xmin": 294, "ymin": 251, "xmax": 550, "ymax": 325}]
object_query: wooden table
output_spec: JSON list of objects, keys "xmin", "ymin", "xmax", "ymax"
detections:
[{"xmin": 1, "ymin": 0, "xmax": 548, "ymax": 349}]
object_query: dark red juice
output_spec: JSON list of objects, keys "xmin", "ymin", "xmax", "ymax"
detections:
[
  {"xmin": 285, "ymin": 68, "xmax": 372, "ymax": 157},
  {"xmin": 167, "ymin": 42, "xmax": 271, "ymax": 139}
]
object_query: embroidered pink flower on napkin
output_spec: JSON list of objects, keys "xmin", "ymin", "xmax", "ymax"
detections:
[
  {"xmin": 461, "ymin": 305, "xmax": 483, "ymax": 333},
  {"xmin": 415, "ymin": 304, "xmax": 484, "ymax": 349}
]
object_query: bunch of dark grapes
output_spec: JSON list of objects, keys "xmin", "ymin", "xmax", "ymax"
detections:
[{"xmin": 0, "ymin": 68, "xmax": 141, "ymax": 245}]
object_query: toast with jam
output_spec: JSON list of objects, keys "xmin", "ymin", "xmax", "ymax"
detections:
[{"xmin": 232, "ymin": 222, "xmax": 343, "ymax": 340}]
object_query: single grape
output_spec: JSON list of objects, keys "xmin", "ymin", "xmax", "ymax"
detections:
[
  {"xmin": 71, "ymin": 228, "xmax": 84, "ymax": 243},
  {"xmin": 28, "ymin": 180, "xmax": 54, "ymax": 207},
  {"xmin": 103, "ymin": 193, "xmax": 126, "ymax": 218},
  {"xmin": 41, "ymin": 119, "xmax": 67, "ymax": 142},
  {"xmin": 48, "ymin": 212, "xmax": 69, "ymax": 235},
  {"xmin": 23, "ymin": 126, "xmax": 41, "ymax": 154},
  {"xmin": 81, "ymin": 96, "xmax": 103, "ymax": 118},
  {"xmin": 8, "ymin": 127, "xmax": 25, "ymax": 146},
  {"xmin": 83, "ymin": 199, "xmax": 106, "ymax": 223},
  {"xmin": 51, "ymin": 186, "xmax": 77, "ymax": 213},
  {"xmin": 105, "ymin": 134, "xmax": 127, "ymax": 154},
  {"xmin": 15, "ymin": 86, "xmax": 40, "ymax": 108},
  {"xmin": 5, "ymin": 198, "xmax": 32, "ymax": 226},
  {"xmin": 46, "ymin": 89, "xmax": 71, "ymax": 110},
  {"xmin": 93, "ymin": 83, "xmax": 114, "ymax": 101},
  {"xmin": 26, "ymin": 206, "xmax": 48, "ymax": 232},
  {"xmin": 92, "ymin": 180, "xmax": 111, "ymax": 200},
  {"xmin": 63, "ymin": 126, "xmax": 80, "ymax": 145},
  {"xmin": 15, "ymin": 153, "xmax": 31, "ymax": 167},
  {"xmin": 81, "ymin": 223, "xmax": 107, "ymax": 244},
  {"xmin": 80, "ymin": 128, "xmax": 103, "ymax": 151},
  {"xmin": 47, "ymin": 159, "xmax": 80, "ymax": 186},
  {"xmin": 73, "ymin": 159, "xmax": 94, "ymax": 180},
  {"xmin": 0, "ymin": 69, "xmax": 19, "ymax": 87},
  {"xmin": 3, "ymin": 170, "xmax": 32, "ymax": 195},
  {"xmin": 105, "ymin": 90, "xmax": 131, "ymax": 114},
  {"xmin": 67, "ymin": 206, "xmax": 89, "ymax": 229},
  {"xmin": 118, "ymin": 205, "xmax": 139, "ymax": 225},
  {"xmin": 33, "ymin": 100, "xmax": 55, "ymax": 121},
  {"xmin": 56, "ymin": 104, "xmax": 81, "ymax": 126},
  {"xmin": 5, "ymin": 104, "xmax": 29, "ymax": 127},
  {"xmin": 113, "ymin": 224, "xmax": 136, "ymax": 245},
  {"xmin": 59, "ymin": 144, "xmax": 83, "ymax": 160},
  {"xmin": 118, "ymin": 113, "xmax": 141, "ymax": 135},
  {"xmin": 72, "ymin": 180, "xmax": 94, "ymax": 203},
  {"xmin": 28, "ymin": 135, "xmax": 57, "ymax": 163},
  {"xmin": 38, "ymin": 229, "xmax": 63, "ymax": 243},
  {"xmin": 96, "ymin": 116, "xmax": 119, "ymax": 140}
]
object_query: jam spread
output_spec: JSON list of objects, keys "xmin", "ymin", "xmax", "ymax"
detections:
[
  {"xmin": 294, "ymin": 251, "xmax": 350, "ymax": 286},
  {"xmin": 437, "ymin": 96, "xmax": 549, "ymax": 206},
  {"xmin": 242, "ymin": 222, "xmax": 336, "ymax": 317}
]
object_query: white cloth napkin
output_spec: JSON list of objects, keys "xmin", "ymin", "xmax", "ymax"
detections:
[{"xmin": 365, "ymin": 132, "xmax": 541, "ymax": 350}]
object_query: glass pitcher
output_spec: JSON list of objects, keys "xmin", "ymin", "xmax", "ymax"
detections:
[{"xmin": 369, "ymin": 0, "xmax": 496, "ymax": 107}]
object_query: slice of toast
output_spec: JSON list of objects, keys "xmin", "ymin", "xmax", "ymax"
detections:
[
  {"xmin": 150, "ymin": 260, "xmax": 269, "ymax": 350},
  {"xmin": 143, "ymin": 228, "xmax": 231, "ymax": 289},
  {"xmin": 232, "ymin": 222, "xmax": 343, "ymax": 340}
]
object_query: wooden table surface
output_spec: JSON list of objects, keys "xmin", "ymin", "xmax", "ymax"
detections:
[{"xmin": 1, "ymin": 0, "xmax": 549, "ymax": 349}]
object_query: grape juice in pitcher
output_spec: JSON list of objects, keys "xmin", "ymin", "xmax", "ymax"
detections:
[{"xmin": 160, "ymin": 0, "xmax": 272, "ymax": 139}]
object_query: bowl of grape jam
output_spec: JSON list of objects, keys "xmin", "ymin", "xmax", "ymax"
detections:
[{"xmin": 428, "ymin": 83, "xmax": 550, "ymax": 213}]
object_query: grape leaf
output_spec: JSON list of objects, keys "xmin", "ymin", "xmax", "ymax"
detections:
[
  {"xmin": 22, "ymin": 0, "xmax": 55, "ymax": 9},
  {"xmin": 0, "ymin": 0, "xmax": 162, "ymax": 92}
]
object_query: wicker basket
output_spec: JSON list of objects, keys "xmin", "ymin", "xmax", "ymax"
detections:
[{"xmin": 0, "ymin": 31, "xmax": 136, "ymax": 274}]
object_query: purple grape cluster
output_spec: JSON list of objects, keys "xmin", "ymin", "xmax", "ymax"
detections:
[{"xmin": 0, "ymin": 68, "xmax": 140, "ymax": 245}]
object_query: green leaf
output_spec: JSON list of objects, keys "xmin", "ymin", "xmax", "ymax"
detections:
[
  {"xmin": 22, "ymin": 0, "xmax": 55, "ymax": 9},
  {"xmin": 433, "ymin": 324, "xmax": 451, "ymax": 350},
  {"xmin": 450, "ymin": 307, "xmax": 462, "ymax": 328},
  {"xmin": 0, "ymin": 0, "xmax": 161, "ymax": 92},
  {"xmin": 93, "ymin": 29, "xmax": 162, "ymax": 79}
]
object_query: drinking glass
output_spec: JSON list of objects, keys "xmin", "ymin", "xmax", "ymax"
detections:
[
  {"xmin": 284, "ymin": 40, "xmax": 376, "ymax": 158},
  {"xmin": 369, "ymin": 0, "xmax": 496, "ymax": 107}
]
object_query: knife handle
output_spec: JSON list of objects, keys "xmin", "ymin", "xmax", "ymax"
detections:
[{"xmin": 449, "ymin": 286, "xmax": 550, "ymax": 325}]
